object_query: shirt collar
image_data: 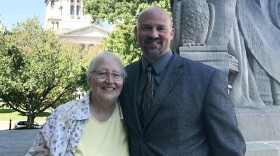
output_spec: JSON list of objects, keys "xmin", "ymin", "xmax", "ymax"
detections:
[{"xmin": 142, "ymin": 50, "xmax": 173, "ymax": 75}]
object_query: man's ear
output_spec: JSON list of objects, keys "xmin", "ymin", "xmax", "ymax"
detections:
[
  {"xmin": 171, "ymin": 27, "xmax": 175, "ymax": 38},
  {"xmin": 87, "ymin": 76, "xmax": 91, "ymax": 86}
]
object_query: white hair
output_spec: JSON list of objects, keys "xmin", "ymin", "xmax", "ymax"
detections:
[{"xmin": 87, "ymin": 51, "xmax": 127, "ymax": 81}]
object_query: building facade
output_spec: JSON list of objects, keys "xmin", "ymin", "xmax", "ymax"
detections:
[{"xmin": 45, "ymin": 0, "xmax": 109, "ymax": 44}]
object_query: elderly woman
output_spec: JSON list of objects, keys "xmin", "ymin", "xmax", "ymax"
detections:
[{"xmin": 26, "ymin": 51, "xmax": 129, "ymax": 156}]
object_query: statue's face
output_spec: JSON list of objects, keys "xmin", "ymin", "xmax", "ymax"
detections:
[{"xmin": 135, "ymin": 7, "xmax": 175, "ymax": 63}]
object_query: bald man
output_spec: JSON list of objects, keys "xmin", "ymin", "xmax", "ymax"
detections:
[{"xmin": 119, "ymin": 6, "xmax": 246, "ymax": 156}]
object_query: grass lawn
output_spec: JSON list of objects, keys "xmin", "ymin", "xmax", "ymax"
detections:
[{"xmin": 0, "ymin": 108, "xmax": 51, "ymax": 122}]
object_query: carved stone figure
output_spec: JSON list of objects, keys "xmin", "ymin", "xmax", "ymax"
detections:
[
  {"xmin": 171, "ymin": 0, "xmax": 215, "ymax": 50},
  {"xmin": 171, "ymin": 0, "xmax": 280, "ymax": 106},
  {"xmin": 228, "ymin": 0, "xmax": 280, "ymax": 106}
]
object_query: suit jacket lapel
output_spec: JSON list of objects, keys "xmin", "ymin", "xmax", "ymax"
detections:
[{"xmin": 144, "ymin": 53, "xmax": 184, "ymax": 129}]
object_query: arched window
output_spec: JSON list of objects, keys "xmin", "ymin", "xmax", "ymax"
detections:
[
  {"xmin": 51, "ymin": 0, "xmax": 55, "ymax": 9},
  {"xmin": 70, "ymin": 5, "xmax": 74, "ymax": 15},
  {"xmin": 76, "ymin": 5, "xmax": 80, "ymax": 16},
  {"xmin": 59, "ymin": 6, "xmax": 63, "ymax": 16}
]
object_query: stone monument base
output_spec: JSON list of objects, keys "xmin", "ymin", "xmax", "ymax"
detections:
[
  {"xmin": 235, "ymin": 106, "xmax": 280, "ymax": 156},
  {"xmin": 245, "ymin": 141, "xmax": 280, "ymax": 156},
  {"xmin": 179, "ymin": 45, "xmax": 239, "ymax": 93},
  {"xmin": 179, "ymin": 46, "xmax": 229, "ymax": 76}
]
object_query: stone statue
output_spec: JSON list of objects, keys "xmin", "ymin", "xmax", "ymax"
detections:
[
  {"xmin": 228, "ymin": 0, "xmax": 280, "ymax": 106},
  {"xmin": 170, "ymin": 0, "xmax": 215, "ymax": 50},
  {"xmin": 171, "ymin": 0, "xmax": 280, "ymax": 106}
]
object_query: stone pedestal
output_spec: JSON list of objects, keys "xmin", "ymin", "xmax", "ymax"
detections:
[
  {"xmin": 236, "ymin": 106, "xmax": 280, "ymax": 156},
  {"xmin": 179, "ymin": 45, "xmax": 238, "ymax": 93},
  {"xmin": 179, "ymin": 46, "xmax": 229, "ymax": 76},
  {"xmin": 235, "ymin": 106, "xmax": 280, "ymax": 141},
  {"xmin": 245, "ymin": 141, "xmax": 280, "ymax": 156}
]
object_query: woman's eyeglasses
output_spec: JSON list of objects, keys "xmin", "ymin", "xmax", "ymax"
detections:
[{"xmin": 92, "ymin": 70, "xmax": 124, "ymax": 81}]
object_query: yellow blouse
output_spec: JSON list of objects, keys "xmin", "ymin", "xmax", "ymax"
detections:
[{"xmin": 75, "ymin": 104, "xmax": 129, "ymax": 156}]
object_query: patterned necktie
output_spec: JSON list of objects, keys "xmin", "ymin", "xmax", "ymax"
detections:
[{"xmin": 140, "ymin": 64, "xmax": 154, "ymax": 126}]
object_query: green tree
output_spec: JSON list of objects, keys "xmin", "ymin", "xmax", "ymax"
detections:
[
  {"xmin": 84, "ymin": 0, "xmax": 170, "ymax": 64},
  {"xmin": 0, "ymin": 18, "xmax": 84, "ymax": 128}
]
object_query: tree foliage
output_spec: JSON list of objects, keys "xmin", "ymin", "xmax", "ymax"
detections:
[
  {"xmin": 0, "ymin": 18, "xmax": 84, "ymax": 128},
  {"xmin": 84, "ymin": 0, "xmax": 171, "ymax": 64}
]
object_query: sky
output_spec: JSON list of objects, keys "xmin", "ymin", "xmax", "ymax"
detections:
[{"xmin": 0, "ymin": 0, "xmax": 46, "ymax": 31}]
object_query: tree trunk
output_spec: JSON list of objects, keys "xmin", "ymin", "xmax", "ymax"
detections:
[{"xmin": 27, "ymin": 115, "xmax": 35, "ymax": 129}]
